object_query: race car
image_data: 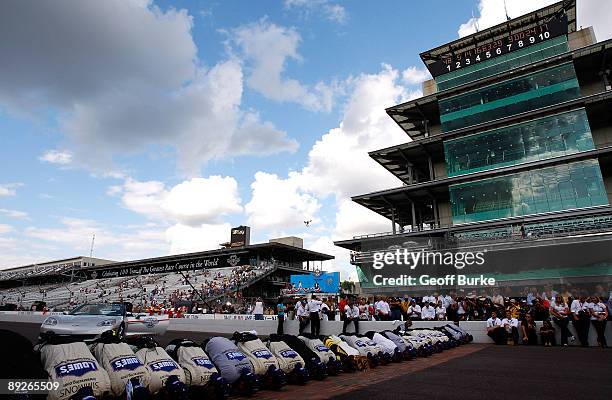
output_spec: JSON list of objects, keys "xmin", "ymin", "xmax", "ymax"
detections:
[{"xmin": 40, "ymin": 303, "xmax": 169, "ymax": 342}]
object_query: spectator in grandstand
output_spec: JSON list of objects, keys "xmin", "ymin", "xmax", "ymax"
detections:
[
  {"xmin": 520, "ymin": 313, "xmax": 538, "ymax": 345},
  {"xmin": 589, "ymin": 296, "xmax": 608, "ymax": 348},
  {"xmin": 375, "ymin": 296, "xmax": 391, "ymax": 321},
  {"xmin": 406, "ymin": 299, "xmax": 421, "ymax": 321},
  {"xmin": 253, "ymin": 297, "xmax": 264, "ymax": 320},
  {"xmin": 530, "ymin": 297, "xmax": 550, "ymax": 321},
  {"xmin": 542, "ymin": 285, "xmax": 557, "ymax": 304},
  {"xmin": 400, "ymin": 296, "xmax": 410, "ymax": 320},
  {"xmin": 421, "ymin": 301, "xmax": 436, "ymax": 321},
  {"xmin": 501, "ymin": 312, "xmax": 519, "ymax": 345},
  {"xmin": 570, "ymin": 294, "xmax": 591, "ymax": 347},
  {"xmin": 506, "ymin": 298, "xmax": 520, "ymax": 316},
  {"xmin": 389, "ymin": 297, "xmax": 402, "ymax": 321},
  {"xmin": 277, "ymin": 297, "xmax": 285, "ymax": 335},
  {"xmin": 455, "ymin": 297, "xmax": 467, "ymax": 321},
  {"xmin": 540, "ymin": 320, "xmax": 556, "ymax": 346},
  {"xmin": 422, "ymin": 293, "xmax": 436, "ymax": 304},
  {"xmin": 358, "ymin": 298, "xmax": 370, "ymax": 321},
  {"xmin": 338, "ymin": 295, "xmax": 347, "ymax": 321},
  {"xmin": 435, "ymin": 300, "xmax": 447, "ymax": 321},
  {"xmin": 308, "ymin": 295, "xmax": 323, "ymax": 336},
  {"xmin": 342, "ymin": 299, "xmax": 360, "ymax": 334},
  {"xmin": 550, "ymin": 296, "xmax": 574, "ymax": 346},
  {"xmin": 491, "ymin": 289, "xmax": 504, "ymax": 308},
  {"xmin": 526, "ymin": 287, "xmax": 538, "ymax": 306},
  {"xmin": 486, "ymin": 310, "xmax": 506, "ymax": 345}
]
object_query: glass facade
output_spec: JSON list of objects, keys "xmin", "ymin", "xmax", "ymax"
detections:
[
  {"xmin": 449, "ymin": 159, "xmax": 609, "ymax": 224},
  {"xmin": 439, "ymin": 63, "xmax": 580, "ymax": 132},
  {"xmin": 444, "ymin": 109, "xmax": 595, "ymax": 177},
  {"xmin": 436, "ymin": 36, "xmax": 569, "ymax": 91}
]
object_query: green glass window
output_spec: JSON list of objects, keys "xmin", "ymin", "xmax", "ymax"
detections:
[
  {"xmin": 439, "ymin": 63, "xmax": 580, "ymax": 132},
  {"xmin": 444, "ymin": 109, "xmax": 595, "ymax": 177},
  {"xmin": 449, "ymin": 159, "xmax": 609, "ymax": 224},
  {"xmin": 436, "ymin": 36, "xmax": 569, "ymax": 91}
]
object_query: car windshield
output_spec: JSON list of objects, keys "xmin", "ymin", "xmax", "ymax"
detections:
[{"xmin": 69, "ymin": 303, "xmax": 124, "ymax": 316}]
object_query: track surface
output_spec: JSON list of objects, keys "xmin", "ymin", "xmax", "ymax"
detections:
[
  {"xmin": 332, "ymin": 345, "xmax": 612, "ymax": 400},
  {"xmin": 4, "ymin": 322, "xmax": 610, "ymax": 400}
]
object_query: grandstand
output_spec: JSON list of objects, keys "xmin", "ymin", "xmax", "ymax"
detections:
[{"xmin": 0, "ymin": 238, "xmax": 333, "ymax": 311}]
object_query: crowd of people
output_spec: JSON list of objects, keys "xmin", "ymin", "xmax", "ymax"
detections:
[
  {"xmin": 0, "ymin": 262, "xmax": 276, "ymax": 312},
  {"xmin": 259, "ymin": 283, "xmax": 610, "ymax": 348}
]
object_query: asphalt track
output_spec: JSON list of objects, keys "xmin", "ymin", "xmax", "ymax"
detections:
[{"xmin": 3, "ymin": 322, "xmax": 611, "ymax": 400}]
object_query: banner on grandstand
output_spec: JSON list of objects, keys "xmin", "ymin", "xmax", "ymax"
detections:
[
  {"xmin": 84, "ymin": 253, "xmax": 247, "ymax": 279},
  {"xmin": 284, "ymin": 272, "xmax": 340, "ymax": 294}
]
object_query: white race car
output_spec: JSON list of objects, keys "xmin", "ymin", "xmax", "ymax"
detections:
[{"xmin": 40, "ymin": 303, "xmax": 169, "ymax": 342}]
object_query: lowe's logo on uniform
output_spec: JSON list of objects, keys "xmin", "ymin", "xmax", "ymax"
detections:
[
  {"xmin": 149, "ymin": 360, "xmax": 179, "ymax": 372},
  {"xmin": 279, "ymin": 350, "xmax": 298, "ymax": 359},
  {"xmin": 192, "ymin": 357, "xmax": 215, "ymax": 369},
  {"xmin": 225, "ymin": 351, "xmax": 246, "ymax": 361},
  {"xmin": 55, "ymin": 360, "xmax": 98, "ymax": 377},
  {"xmin": 252, "ymin": 349, "xmax": 273, "ymax": 359},
  {"xmin": 355, "ymin": 340, "xmax": 367, "ymax": 348},
  {"xmin": 315, "ymin": 345, "xmax": 330, "ymax": 352},
  {"xmin": 111, "ymin": 356, "xmax": 143, "ymax": 371}
]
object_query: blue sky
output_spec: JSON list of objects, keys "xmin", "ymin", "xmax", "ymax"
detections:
[{"xmin": 0, "ymin": 0, "xmax": 608, "ymax": 278}]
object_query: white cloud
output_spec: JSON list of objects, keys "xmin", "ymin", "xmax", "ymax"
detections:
[
  {"xmin": 231, "ymin": 18, "xmax": 342, "ymax": 112},
  {"xmin": 0, "ymin": 224, "xmax": 13, "ymax": 235},
  {"xmin": 116, "ymin": 176, "xmax": 243, "ymax": 227},
  {"xmin": 284, "ymin": 0, "xmax": 348, "ymax": 24},
  {"xmin": 0, "ymin": 183, "xmax": 22, "ymax": 197},
  {"xmin": 0, "ymin": 1, "xmax": 297, "ymax": 175},
  {"xmin": 24, "ymin": 217, "xmax": 168, "ymax": 262},
  {"xmin": 458, "ymin": 0, "xmax": 612, "ymax": 40},
  {"xmin": 0, "ymin": 208, "xmax": 29, "ymax": 219},
  {"xmin": 39, "ymin": 149, "xmax": 73, "ymax": 165},
  {"xmin": 333, "ymin": 199, "xmax": 392, "ymax": 240},
  {"xmin": 166, "ymin": 223, "xmax": 232, "ymax": 254},
  {"xmin": 402, "ymin": 66, "xmax": 432, "ymax": 85},
  {"xmin": 245, "ymin": 171, "xmax": 320, "ymax": 230},
  {"xmin": 163, "ymin": 177, "xmax": 243, "ymax": 225}
]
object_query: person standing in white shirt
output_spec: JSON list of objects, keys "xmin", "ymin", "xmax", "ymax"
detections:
[
  {"xmin": 550, "ymin": 296, "xmax": 574, "ymax": 346},
  {"xmin": 421, "ymin": 302, "xmax": 436, "ymax": 321},
  {"xmin": 253, "ymin": 297, "xmax": 264, "ymax": 320},
  {"xmin": 501, "ymin": 314, "xmax": 519, "ymax": 344},
  {"xmin": 570, "ymin": 295, "xmax": 590, "ymax": 347},
  {"xmin": 308, "ymin": 295, "xmax": 323, "ymax": 336},
  {"xmin": 486, "ymin": 311, "xmax": 506, "ymax": 344},
  {"xmin": 589, "ymin": 296, "xmax": 608, "ymax": 348},
  {"xmin": 342, "ymin": 299, "xmax": 360, "ymax": 334},
  {"xmin": 435, "ymin": 301, "xmax": 447, "ymax": 321},
  {"xmin": 296, "ymin": 299, "xmax": 309, "ymax": 334}
]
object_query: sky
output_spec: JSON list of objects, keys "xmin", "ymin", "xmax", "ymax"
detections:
[{"xmin": 1, "ymin": 0, "xmax": 611, "ymax": 279}]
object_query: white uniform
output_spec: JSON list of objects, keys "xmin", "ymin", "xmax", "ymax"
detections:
[
  {"xmin": 421, "ymin": 305, "xmax": 435, "ymax": 320},
  {"xmin": 307, "ymin": 299, "xmax": 322, "ymax": 313},
  {"xmin": 501, "ymin": 317, "xmax": 519, "ymax": 332},
  {"xmin": 486, "ymin": 317, "xmax": 502, "ymax": 328}
]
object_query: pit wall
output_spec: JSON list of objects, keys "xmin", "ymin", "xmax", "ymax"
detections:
[{"xmin": 1, "ymin": 311, "xmax": 610, "ymax": 346}]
